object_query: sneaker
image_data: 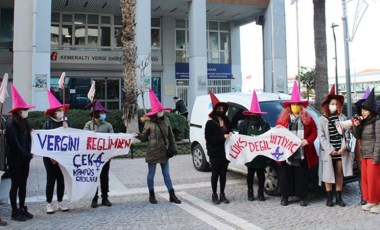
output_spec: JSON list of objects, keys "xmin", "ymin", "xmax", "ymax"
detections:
[
  {"xmin": 57, "ymin": 202, "xmax": 69, "ymax": 212},
  {"xmin": 91, "ymin": 199, "xmax": 98, "ymax": 208},
  {"xmin": 370, "ymin": 203, "xmax": 380, "ymax": 214},
  {"xmin": 46, "ymin": 203, "xmax": 55, "ymax": 214},
  {"xmin": 102, "ymin": 198, "xmax": 112, "ymax": 207},
  {"xmin": 21, "ymin": 206, "xmax": 33, "ymax": 220},
  {"xmin": 362, "ymin": 202, "xmax": 376, "ymax": 211},
  {"xmin": 11, "ymin": 209, "xmax": 27, "ymax": 222}
]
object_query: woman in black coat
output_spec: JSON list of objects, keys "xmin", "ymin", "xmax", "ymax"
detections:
[{"xmin": 205, "ymin": 92, "xmax": 232, "ymax": 204}]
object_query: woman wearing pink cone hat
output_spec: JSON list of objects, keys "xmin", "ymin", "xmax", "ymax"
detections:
[
  {"xmin": 42, "ymin": 90, "xmax": 70, "ymax": 214},
  {"xmin": 134, "ymin": 89, "xmax": 181, "ymax": 204},
  {"xmin": 5, "ymin": 85, "xmax": 35, "ymax": 222}
]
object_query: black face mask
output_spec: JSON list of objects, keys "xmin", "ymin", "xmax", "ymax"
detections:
[
  {"xmin": 215, "ymin": 111, "xmax": 225, "ymax": 117},
  {"xmin": 250, "ymin": 115, "xmax": 260, "ymax": 121}
]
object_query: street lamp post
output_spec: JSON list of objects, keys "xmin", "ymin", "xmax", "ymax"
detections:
[
  {"xmin": 331, "ymin": 23, "xmax": 339, "ymax": 94},
  {"xmin": 342, "ymin": 0, "xmax": 352, "ymax": 118}
]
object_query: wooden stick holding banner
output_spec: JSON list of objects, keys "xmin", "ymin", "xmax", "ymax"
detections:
[
  {"xmin": 58, "ymin": 72, "xmax": 66, "ymax": 122},
  {"xmin": 87, "ymin": 80, "xmax": 96, "ymax": 131}
]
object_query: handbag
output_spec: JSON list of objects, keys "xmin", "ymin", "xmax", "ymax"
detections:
[{"xmin": 156, "ymin": 123, "xmax": 177, "ymax": 158}]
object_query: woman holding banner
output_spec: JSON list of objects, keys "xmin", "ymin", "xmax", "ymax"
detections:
[
  {"xmin": 276, "ymin": 81, "xmax": 318, "ymax": 207},
  {"xmin": 238, "ymin": 90, "xmax": 270, "ymax": 201},
  {"xmin": 318, "ymin": 85, "xmax": 352, "ymax": 207},
  {"xmin": 134, "ymin": 89, "xmax": 181, "ymax": 204},
  {"xmin": 84, "ymin": 101, "xmax": 114, "ymax": 208},
  {"xmin": 5, "ymin": 85, "xmax": 35, "ymax": 221},
  {"xmin": 205, "ymin": 91, "xmax": 233, "ymax": 204},
  {"xmin": 42, "ymin": 90, "xmax": 70, "ymax": 214}
]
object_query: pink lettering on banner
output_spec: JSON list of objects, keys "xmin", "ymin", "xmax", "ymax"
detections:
[
  {"xmin": 229, "ymin": 137, "xmax": 247, "ymax": 159},
  {"xmin": 270, "ymin": 134, "xmax": 299, "ymax": 153},
  {"xmin": 248, "ymin": 140, "xmax": 271, "ymax": 152},
  {"xmin": 86, "ymin": 137, "xmax": 132, "ymax": 150}
]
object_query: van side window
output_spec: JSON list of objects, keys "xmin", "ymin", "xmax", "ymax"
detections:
[{"xmin": 227, "ymin": 103, "xmax": 245, "ymax": 132}]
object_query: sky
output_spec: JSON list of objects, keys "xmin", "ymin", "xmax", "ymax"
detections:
[{"xmin": 240, "ymin": 0, "xmax": 380, "ymax": 93}]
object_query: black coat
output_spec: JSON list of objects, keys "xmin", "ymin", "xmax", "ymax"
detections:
[
  {"xmin": 5, "ymin": 120, "xmax": 33, "ymax": 167},
  {"xmin": 205, "ymin": 116, "xmax": 232, "ymax": 164},
  {"xmin": 174, "ymin": 99, "xmax": 188, "ymax": 114}
]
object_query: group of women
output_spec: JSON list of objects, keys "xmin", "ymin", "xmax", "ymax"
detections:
[{"xmin": 205, "ymin": 81, "xmax": 379, "ymax": 215}]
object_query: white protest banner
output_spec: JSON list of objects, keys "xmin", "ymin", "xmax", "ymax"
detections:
[
  {"xmin": 31, "ymin": 127, "xmax": 133, "ymax": 201},
  {"xmin": 225, "ymin": 127, "xmax": 302, "ymax": 164}
]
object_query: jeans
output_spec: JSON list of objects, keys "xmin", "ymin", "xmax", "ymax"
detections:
[{"xmin": 147, "ymin": 161, "xmax": 173, "ymax": 191}]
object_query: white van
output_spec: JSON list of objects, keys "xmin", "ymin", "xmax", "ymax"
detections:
[{"xmin": 189, "ymin": 92, "xmax": 321, "ymax": 195}]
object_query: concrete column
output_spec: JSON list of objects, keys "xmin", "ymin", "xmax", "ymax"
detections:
[
  {"xmin": 188, "ymin": 0, "xmax": 207, "ymax": 116},
  {"xmin": 13, "ymin": 0, "xmax": 51, "ymax": 111},
  {"xmin": 230, "ymin": 22, "xmax": 242, "ymax": 92},
  {"xmin": 135, "ymin": 0, "xmax": 152, "ymax": 107},
  {"xmin": 263, "ymin": 0, "xmax": 287, "ymax": 93}
]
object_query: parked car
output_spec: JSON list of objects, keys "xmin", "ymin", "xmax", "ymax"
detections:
[{"xmin": 189, "ymin": 92, "xmax": 358, "ymax": 196}]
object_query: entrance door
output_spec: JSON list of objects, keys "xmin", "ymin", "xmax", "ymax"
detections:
[
  {"xmin": 93, "ymin": 78, "xmax": 121, "ymax": 110},
  {"xmin": 151, "ymin": 76, "xmax": 161, "ymax": 101}
]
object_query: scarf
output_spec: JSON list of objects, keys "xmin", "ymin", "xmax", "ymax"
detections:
[{"xmin": 286, "ymin": 114, "xmax": 304, "ymax": 166}]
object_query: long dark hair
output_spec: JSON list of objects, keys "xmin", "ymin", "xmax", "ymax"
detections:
[{"xmin": 11, "ymin": 110, "xmax": 32, "ymax": 133}]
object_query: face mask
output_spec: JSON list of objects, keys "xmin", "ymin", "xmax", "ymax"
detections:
[
  {"xmin": 290, "ymin": 104, "xmax": 301, "ymax": 114},
  {"xmin": 20, "ymin": 110, "xmax": 28, "ymax": 119},
  {"xmin": 215, "ymin": 111, "xmax": 225, "ymax": 117},
  {"xmin": 99, "ymin": 114, "xmax": 106, "ymax": 121},
  {"xmin": 250, "ymin": 115, "xmax": 260, "ymax": 121},
  {"xmin": 55, "ymin": 111, "xmax": 64, "ymax": 120},
  {"xmin": 329, "ymin": 104, "xmax": 337, "ymax": 113},
  {"xmin": 157, "ymin": 111, "xmax": 164, "ymax": 117}
]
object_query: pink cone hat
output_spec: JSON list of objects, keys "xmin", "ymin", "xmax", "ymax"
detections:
[
  {"xmin": 208, "ymin": 90, "xmax": 228, "ymax": 117},
  {"xmin": 8, "ymin": 84, "xmax": 35, "ymax": 114},
  {"xmin": 146, "ymin": 88, "xmax": 172, "ymax": 116},
  {"xmin": 45, "ymin": 89, "xmax": 70, "ymax": 116},
  {"xmin": 282, "ymin": 81, "xmax": 309, "ymax": 108},
  {"xmin": 243, "ymin": 90, "xmax": 267, "ymax": 115}
]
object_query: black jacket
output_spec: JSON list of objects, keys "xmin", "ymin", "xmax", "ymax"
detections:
[
  {"xmin": 174, "ymin": 99, "xmax": 188, "ymax": 114},
  {"xmin": 5, "ymin": 120, "xmax": 33, "ymax": 167},
  {"xmin": 205, "ymin": 116, "xmax": 232, "ymax": 164}
]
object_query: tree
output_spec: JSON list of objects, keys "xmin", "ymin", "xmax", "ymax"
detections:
[
  {"xmin": 313, "ymin": 0, "xmax": 329, "ymax": 112},
  {"xmin": 299, "ymin": 66, "xmax": 315, "ymax": 101},
  {"xmin": 120, "ymin": 0, "xmax": 139, "ymax": 132}
]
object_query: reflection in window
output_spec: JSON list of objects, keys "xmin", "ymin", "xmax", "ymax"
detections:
[
  {"xmin": 151, "ymin": 29, "xmax": 160, "ymax": 49},
  {"xmin": 61, "ymin": 25, "xmax": 72, "ymax": 46},
  {"xmin": 88, "ymin": 26, "xmax": 98, "ymax": 46},
  {"xmin": 114, "ymin": 27, "xmax": 122, "ymax": 47},
  {"xmin": 74, "ymin": 26, "xmax": 85, "ymax": 46},
  {"xmin": 51, "ymin": 26, "xmax": 59, "ymax": 45}
]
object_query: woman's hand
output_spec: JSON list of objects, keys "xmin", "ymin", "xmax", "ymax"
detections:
[
  {"xmin": 62, "ymin": 121, "xmax": 68, "ymax": 128},
  {"xmin": 337, "ymin": 148, "xmax": 345, "ymax": 155},
  {"xmin": 300, "ymin": 139, "xmax": 308, "ymax": 146},
  {"xmin": 331, "ymin": 150, "xmax": 338, "ymax": 156}
]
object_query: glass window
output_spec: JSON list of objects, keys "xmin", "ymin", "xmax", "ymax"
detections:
[
  {"xmin": 62, "ymin": 14, "xmax": 72, "ymax": 23},
  {"xmin": 176, "ymin": 19, "xmax": 186, "ymax": 29},
  {"xmin": 220, "ymin": 32, "xmax": 229, "ymax": 50},
  {"xmin": 152, "ymin": 18, "xmax": 161, "ymax": 27},
  {"xmin": 176, "ymin": 50, "xmax": 187, "ymax": 63},
  {"xmin": 51, "ymin": 25, "xmax": 59, "ymax": 46},
  {"xmin": 61, "ymin": 25, "xmax": 72, "ymax": 46},
  {"xmin": 114, "ymin": 16, "xmax": 122, "ymax": 26},
  {"xmin": 208, "ymin": 51, "xmax": 219, "ymax": 63},
  {"xmin": 176, "ymin": 30, "xmax": 186, "ymax": 49},
  {"xmin": 74, "ymin": 14, "xmax": 86, "ymax": 25},
  {"xmin": 220, "ymin": 22, "xmax": 228, "ymax": 31},
  {"xmin": 88, "ymin": 15, "xmax": 99, "ymax": 24},
  {"xmin": 209, "ymin": 21, "xmax": 218, "ymax": 30},
  {"xmin": 100, "ymin": 27, "xmax": 111, "ymax": 46},
  {"xmin": 74, "ymin": 26, "xmax": 86, "ymax": 46},
  {"xmin": 114, "ymin": 27, "xmax": 123, "ymax": 47},
  {"xmin": 208, "ymin": 32, "xmax": 218, "ymax": 50},
  {"xmin": 151, "ymin": 29, "xmax": 160, "ymax": 49},
  {"xmin": 220, "ymin": 52, "xmax": 229, "ymax": 64},
  {"xmin": 101, "ymin": 16, "xmax": 111, "ymax": 25},
  {"xmin": 88, "ymin": 26, "xmax": 99, "ymax": 46},
  {"xmin": 51, "ymin": 12, "xmax": 60, "ymax": 23}
]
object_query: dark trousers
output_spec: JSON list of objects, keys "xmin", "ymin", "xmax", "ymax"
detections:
[
  {"xmin": 43, "ymin": 157, "xmax": 65, "ymax": 203},
  {"xmin": 9, "ymin": 164, "xmax": 29, "ymax": 210},
  {"xmin": 247, "ymin": 167, "xmax": 265, "ymax": 191},
  {"xmin": 211, "ymin": 163, "xmax": 228, "ymax": 194},
  {"xmin": 94, "ymin": 160, "xmax": 110, "ymax": 200},
  {"xmin": 279, "ymin": 160, "xmax": 308, "ymax": 199}
]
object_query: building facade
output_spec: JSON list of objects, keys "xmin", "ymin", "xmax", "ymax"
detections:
[{"xmin": 0, "ymin": 0, "xmax": 287, "ymax": 115}]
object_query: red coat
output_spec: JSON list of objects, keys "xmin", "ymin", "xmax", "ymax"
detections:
[{"xmin": 276, "ymin": 118, "xmax": 318, "ymax": 169}]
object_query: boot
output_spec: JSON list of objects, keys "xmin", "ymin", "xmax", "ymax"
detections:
[
  {"xmin": 336, "ymin": 191, "xmax": 346, "ymax": 207},
  {"xmin": 326, "ymin": 191, "xmax": 334, "ymax": 207},
  {"xmin": 280, "ymin": 197, "xmax": 288, "ymax": 206},
  {"xmin": 149, "ymin": 190, "xmax": 157, "ymax": 204},
  {"xmin": 247, "ymin": 190, "xmax": 254, "ymax": 201},
  {"xmin": 257, "ymin": 189, "xmax": 265, "ymax": 201},
  {"xmin": 91, "ymin": 197, "xmax": 98, "ymax": 208},
  {"xmin": 169, "ymin": 189, "xmax": 181, "ymax": 204},
  {"xmin": 20, "ymin": 206, "xmax": 33, "ymax": 220},
  {"xmin": 11, "ymin": 209, "xmax": 27, "ymax": 222},
  {"xmin": 212, "ymin": 193, "xmax": 220, "ymax": 204},
  {"xmin": 102, "ymin": 198, "xmax": 112, "ymax": 207},
  {"xmin": 219, "ymin": 193, "xmax": 230, "ymax": 204}
]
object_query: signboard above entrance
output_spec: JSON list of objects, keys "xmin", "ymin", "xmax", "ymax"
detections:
[{"xmin": 175, "ymin": 63, "xmax": 232, "ymax": 80}]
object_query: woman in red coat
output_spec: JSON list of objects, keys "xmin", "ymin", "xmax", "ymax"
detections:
[{"xmin": 276, "ymin": 82, "xmax": 318, "ymax": 207}]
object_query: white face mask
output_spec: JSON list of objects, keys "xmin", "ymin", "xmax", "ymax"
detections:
[
  {"xmin": 157, "ymin": 111, "xmax": 164, "ymax": 117},
  {"xmin": 55, "ymin": 111, "xmax": 64, "ymax": 120},
  {"xmin": 20, "ymin": 110, "xmax": 28, "ymax": 119},
  {"xmin": 329, "ymin": 104, "xmax": 337, "ymax": 113}
]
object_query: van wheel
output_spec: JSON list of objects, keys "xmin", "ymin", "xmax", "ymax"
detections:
[
  {"xmin": 264, "ymin": 161, "xmax": 280, "ymax": 196},
  {"xmin": 192, "ymin": 144, "xmax": 209, "ymax": 171}
]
